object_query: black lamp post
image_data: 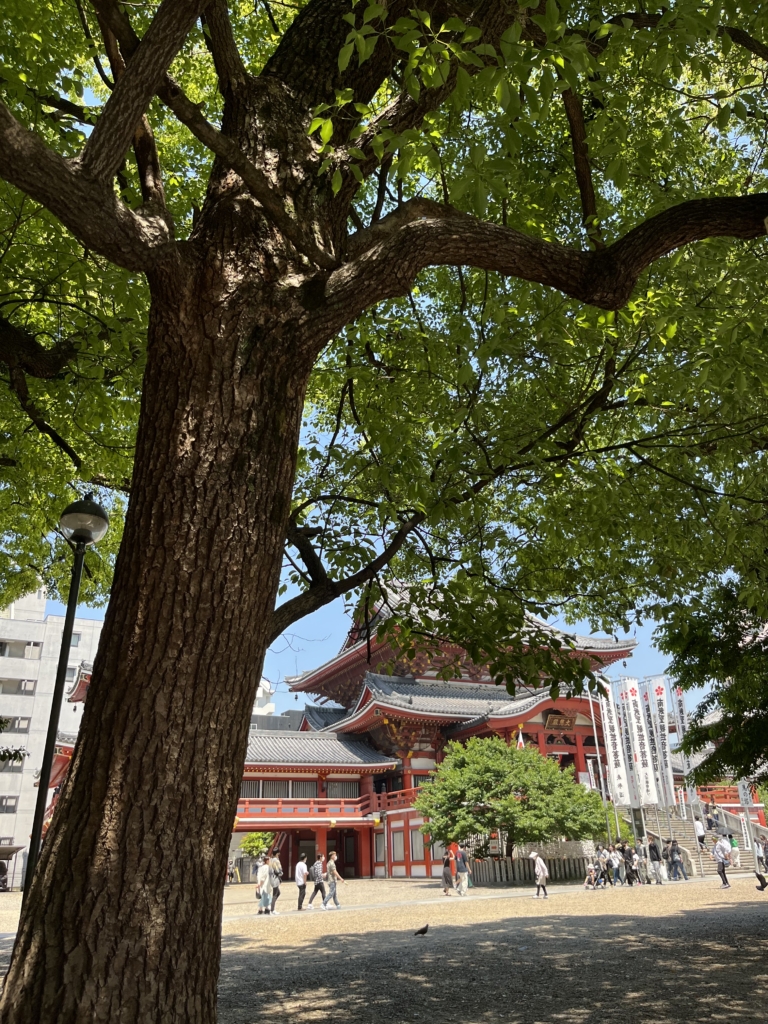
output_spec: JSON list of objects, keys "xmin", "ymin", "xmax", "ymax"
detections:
[{"xmin": 23, "ymin": 493, "xmax": 109, "ymax": 903}]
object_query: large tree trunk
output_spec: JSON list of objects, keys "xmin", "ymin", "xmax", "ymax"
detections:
[{"xmin": 0, "ymin": 247, "xmax": 311, "ymax": 1022}]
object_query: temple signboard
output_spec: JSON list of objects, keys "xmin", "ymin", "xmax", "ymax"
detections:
[{"xmin": 545, "ymin": 713, "xmax": 576, "ymax": 731}]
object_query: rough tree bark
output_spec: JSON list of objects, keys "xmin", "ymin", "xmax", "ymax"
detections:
[{"xmin": 0, "ymin": 1, "xmax": 767, "ymax": 1022}]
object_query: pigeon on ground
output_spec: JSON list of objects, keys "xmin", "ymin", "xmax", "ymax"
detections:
[
  {"xmin": 755, "ymin": 871, "xmax": 767, "ymax": 892},
  {"xmin": 414, "ymin": 924, "xmax": 429, "ymax": 936}
]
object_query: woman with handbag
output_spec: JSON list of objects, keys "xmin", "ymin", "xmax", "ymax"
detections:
[
  {"xmin": 255, "ymin": 857, "xmax": 273, "ymax": 915},
  {"xmin": 269, "ymin": 855, "xmax": 284, "ymax": 915}
]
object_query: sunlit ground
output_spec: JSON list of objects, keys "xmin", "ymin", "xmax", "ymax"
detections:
[
  {"xmin": 0, "ymin": 876, "xmax": 764, "ymax": 1021},
  {"xmin": 218, "ymin": 875, "xmax": 767, "ymax": 1024}
]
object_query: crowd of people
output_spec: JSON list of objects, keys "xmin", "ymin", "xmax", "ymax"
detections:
[{"xmin": 244, "ymin": 816, "xmax": 768, "ymax": 915}]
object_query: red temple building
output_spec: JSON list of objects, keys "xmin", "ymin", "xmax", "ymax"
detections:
[{"xmin": 47, "ymin": 615, "xmax": 763, "ymax": 880}]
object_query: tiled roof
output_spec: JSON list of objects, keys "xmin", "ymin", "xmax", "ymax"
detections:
[
  {"xmin": 357, "ymin": 673, "xmax": 536, "ymax": 718},
  {"xmin": 56, "ymin": 731, "xmax": 78, "ymax": 745},
  {"xmin": 244, "ymin": 730, "xmax": 399, "ymax": 767},
  {"xmin": 302, "ymin": 707, "xmax": 348, "ymax": 731}
]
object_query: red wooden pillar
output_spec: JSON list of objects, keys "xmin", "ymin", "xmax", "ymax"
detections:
[
  {"xmin": 537, "ymin": 732, "xmax": 547, "ymax": 757},
  {"xmin": 403, "ymin": 815, "xmax": 412, "ymax": 877},
  {"xmin": 575, "ymin": 733, "xmax": 586, "ymax": 776},
  {"xmin": 358, "ymin": 827, "xmax": 372, "ymax": 878},
  {"xmin": 315, "ymin": 826, "xmax": 327, "ymax": 861}
]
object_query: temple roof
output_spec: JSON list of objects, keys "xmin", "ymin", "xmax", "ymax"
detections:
[
  {"xmin": 244, "ymin": 731, "xmax": 399, "ymax": 769},
  {"xmin": 288, "ymin": 610, "xmax": 636, "ymax": 702},
  {"xmin": 301, "ymin": 707, "xmax": 348, "ymax": 731}
]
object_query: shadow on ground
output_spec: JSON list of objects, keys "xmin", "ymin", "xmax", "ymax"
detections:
[{"xmin": 218, "ymin": 901, "xmax": 768, "ymax": 1024}]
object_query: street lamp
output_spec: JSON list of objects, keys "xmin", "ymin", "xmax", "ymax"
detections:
[{"xmin": 23, "ymin": 493, "xmax": 109, "ymax": 902}]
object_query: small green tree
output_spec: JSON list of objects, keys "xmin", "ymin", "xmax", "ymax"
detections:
[
  {"xmin": 0, "ymin": 717, "xmax": 27, "ymax": 764},
  {"xmin": 236, "ymin": 832, "xmax": 275, "ymax": 860},
  {"xmin": 415, "ymin": 737, "xmax": 605, "ymax": 851}
]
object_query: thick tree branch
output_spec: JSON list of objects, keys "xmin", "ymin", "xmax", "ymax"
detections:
[
  {"xmin": 6, "ymin": 367, "xmax": 82, "ymax": 469},
  {"xmin": 97, "ymin": 18, "xmax": 166, "ymax": 208},
  {"xmin": 561, "ymin": 88, "xmax": 603, "ymax": 249},
  {"xmin": 90, "ymin": 0, "xmax": 332, "ymax": 266},
  {"xmin": 0, "ymin": 317, "xmax": 76, "ymax": 378},
  {"xmin": 0, "ymin": 101, "xmax": 168, "ymax": 270},
  {"xmin": 313, "ymin": 194, "xmax": 768, "ymax": 334},
  {"xmin": 285, "ymin": 520, "xmax": 328, "ymax": 585},
  {"xmin": 270, "ymin": 512, "xmax": 425, "ymax": 642},
  {"xmin": 200, "ymin": 0, "xmax": 247, "ymax": 94},
  {"xmin": 81, "ymin": 0, "xmax": 208, "ymax": 183}
]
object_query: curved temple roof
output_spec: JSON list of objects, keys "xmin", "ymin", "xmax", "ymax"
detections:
[{"xmin": 244, "ymin": 730, "xmax": 399, "ymax": 771}]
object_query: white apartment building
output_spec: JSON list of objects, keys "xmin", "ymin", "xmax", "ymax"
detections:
[{"xmin": 0, "ymin": 589, "xmax": 103, "ymax": 864}]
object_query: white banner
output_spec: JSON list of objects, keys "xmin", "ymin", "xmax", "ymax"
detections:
[
  {"xmin": 616, "ymin": 682, "xmax": 641, "ymax": 809},
  {"xmin": 669, "ymin": 680, "xmax": 697, "ymax": 803},
  {"xmin": 739, "ymin": 813, "xmax": 752, "ymax": 851},
  {"xmin": 598, "ymin": 688, "xmax": 631, "ymax": 807},
  {"xmin": 624, "ymin": 678, "xmax": 658, "ymax": 806},
  {"xmin": 737, "ymin": 780, "xmax": 754, "ymax": 807},
  {"xmin": 643, "ymin": 676, "xmax": 676, "ymax": 807}
]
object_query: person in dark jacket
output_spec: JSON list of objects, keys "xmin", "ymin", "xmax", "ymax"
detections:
[
  {"xmin": 623, "ymin": 844, "xmax": 638, "ymax": 885},
  {"xmin": 668, "ymin": 840, "xmax": 688, "ymax": 881},
  {"xmin": 647, "ymin": 839, "xmax": 663, "ymax": 884}
]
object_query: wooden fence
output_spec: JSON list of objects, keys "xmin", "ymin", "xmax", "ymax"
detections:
[{"xmin": 470, "ymin": 855, "xmax": 590, "ymax": 886}]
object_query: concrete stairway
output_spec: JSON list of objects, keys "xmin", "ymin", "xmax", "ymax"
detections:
[{"xmin": 642, "ymin": 810, "xmax": 756, "ymax": 878}]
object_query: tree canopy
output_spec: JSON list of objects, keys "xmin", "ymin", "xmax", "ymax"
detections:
[
  {"xmin": 2, "ymin": 1, "xmax": 768, "ymax": 684},
  {"xmin": 657, "ymin": 581, "xmax": 768, "ymax": 785},
  {"xmin": 414, "ymin": 736, "xmax": 606, "ymax": 848}
]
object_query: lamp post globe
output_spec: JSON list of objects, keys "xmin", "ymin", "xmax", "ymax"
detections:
[
  {"xmin": 59, "ymin": 493, "xmax": 109, "ymax": 546},
  {"xmin": 23, "ymin": 492, "xmax": 109, "ymax": 903}
]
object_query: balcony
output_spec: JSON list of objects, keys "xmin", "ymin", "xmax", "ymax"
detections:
[{"xmin": 236, "ymin": 796, "xmax": 374, "ymax": 827}]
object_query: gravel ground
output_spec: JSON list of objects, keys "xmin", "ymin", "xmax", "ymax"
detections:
[
  {"xmin": 219, "ymin": 876, "xmax": 768, "ymax": 1024},
  {"xmin": 0, "ymin": 878, "xmax": 765, "ymax": 1022}
]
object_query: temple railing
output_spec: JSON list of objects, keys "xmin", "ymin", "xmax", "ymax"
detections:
[
  {"xmin": 237, "ymin": 796, "xmax": 374, "ymax": 821},
  {"xmin": 236, "ymin": 788, "xmax": 423, "ymax": 824}
]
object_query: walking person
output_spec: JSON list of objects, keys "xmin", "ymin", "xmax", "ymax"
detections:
[
  {"xmin": 455, "ymin": 842, "xmax": 472, "ymax": 896},
  {"xmin": 694, "ymin": 816, "xmax": 707, "ymax": 851},
  {"xmin": 295, "ymin": 853, "xmax": 309, "ymax": 910},
  {"xmin": 306, "ymin": 853, "xmax": 326, "ymax": 909},
  {"xmin": 647, "ymin": 839, "xmax": 663, "ymax": 884},
  {"xmin": 441, "ymin": 846, "xmax": 455, "ymax": 895},
  {"xmin": 597, "ymin": 846, "xmax": 614, "ymax": 887},
  {"xmin": 269, "ymin": 854, "xmax": 284, "ymax": 914},
  {"xmin": 530, "ymin": 851, "xmax": 549, "ymax": 898},
  {"xmin": 610, "ymin": 845, "xmax": 623, "ymax": 885},
  {"xmin": 255, "ymin": 857, "xmax": 273, "ymax": 915},
  {"xmin": 755, "ymin": 836, "xmax": 766, "ymax": 872},
  {"xmin": 711, "ymin": 834, "xmax": 732, "ymax": 889},
  {"xmin": 322, "ymin": 851, "xmax": 346, "ymax": 909},
  {"xmin": 227, "ymin": 859, "xmax": 235, "ymax": 884},
  {"xmin": 623, "ymin": 844, "xmax": 638, "ymax": 885},
  {"xmin": 728, "ymin": 834, "xmax": 741, "ymax": 869},
  {"xmin": 669, "ymin": 840, "xmax": 688, "ymax": 881}
]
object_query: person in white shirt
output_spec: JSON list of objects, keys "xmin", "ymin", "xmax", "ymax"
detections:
[
  {"xmin": 530, "ymin": 852, "xmax": 549, "ymax": 899},
  {"xmin": 711, "ymin": 835, "xmax": 732, "ymax": 889},
  {"xmin": 694, "ymin": 816, "xmax": 707, "ymax": 850},
  {"xmin": 295, "ymin": 853, "xmax": 309, "ymax": 911}
]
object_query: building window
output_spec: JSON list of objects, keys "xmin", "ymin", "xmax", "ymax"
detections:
[
  {"xmin": 412, "ymin": 775, "xmax": 430, "ymax": 788},
  {"xmin": 391, "ymin": 830, "xmax": 405, "ymax": 862},
  {"xmin": 326, "ymin": 780, "xmax": 359, "ymax": 799},
  {"xmin": 65, "ymin": 667, "xmax": 76, "ymax": 682},
  {"xmin": 291, "ymin": 779, "xmax": 318, "ymax": 799},
  {"xmin": 70, "ymin": 634, "xmax": 81, "ymax": 648},
  {"xmin": 0, "ymin": 797, "xmax": 18, "ymax": 814},
  {"xmin": 0, "ymin": 760, "xmax": 23, "ymax": 773},
  {"xmin": 0, "ymin": 679, "xmax": 35, "ymax": 696},
  {"xmin": 0, "ymin": 837, "xmax": 13, "ymax": 845},
  {"xmin": 375, "ymin": 832, "xmax": 385, "ymax": 863},
  {"xmin": 262, "ymin": 780, "xmax": 289, "ymax": 799},
  {"xmin": 239, "ymin": 780, "xmax": 260, "ymax": 799},
  {"xmin": 4, "ymin": 718, "xmax": 30, "ymax": 734},
  {"xmin": 24, "ymin": 642, "xmax": 42, "ymax": 660},
  {"xmin": 410, "ymin": 829, "xmax": 425, "ymax": 862}
]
